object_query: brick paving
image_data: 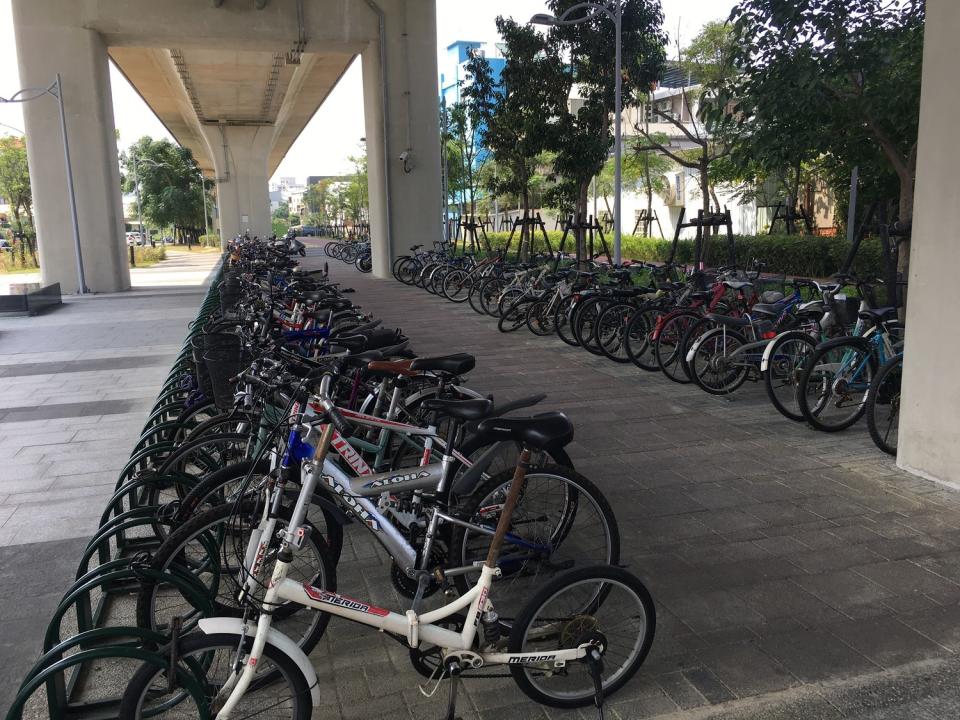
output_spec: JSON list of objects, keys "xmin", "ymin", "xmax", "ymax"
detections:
[{"xmin": 308, "ymin": 245, "xmax": 960, "ymax": 719}]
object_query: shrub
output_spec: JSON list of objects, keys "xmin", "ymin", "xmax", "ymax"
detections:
[
  {"xmin": 131, "ymin": 245, "xmax": 166, "ymax": 266},
  {"xmin": 474, "ymin": 230, "xmax": 883, "ymax": 279},
  {"xmin": 198, "ymin": 234, "xmax": 221, "ymax": 248}
]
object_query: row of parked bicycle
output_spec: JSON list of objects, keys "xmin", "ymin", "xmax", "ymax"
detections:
[
  {"xmin": 10, "ymin": 236, "xmax": 655, "ymax": 720},
  {"xmin": 323, "ymin": 237, "xmax": 372, "ymax": 273},
  {"xmin": 392, "ymin": 242, "xmax": 904, "ymax": 457}
]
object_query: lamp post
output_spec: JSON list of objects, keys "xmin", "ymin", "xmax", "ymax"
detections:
[
  {"xmin": 1, "ymin": 74, "xmax": 88, "ymax": 293},
  {"xmin": 530, "ymin": 2, "xmax": 623, "ymax": 266}
]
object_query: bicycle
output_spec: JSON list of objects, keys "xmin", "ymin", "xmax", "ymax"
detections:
[{"xmin": 119, "ymin": 401, "xmax": 654, "ymax": 720}]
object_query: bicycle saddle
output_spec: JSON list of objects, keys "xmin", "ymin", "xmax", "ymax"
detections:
[
  {"xmin": 420, "ymin": 398, "xmax": 493, "ymax": 421},
  {"xmin": 365, "ymin": 358, "xmax": 417, "ymax": 378},
  {"xmin": 724, "ymin": 280, "xmax": 754, "ymax": 290},
  {"xmin": 409, "ymin": 353, "xmax": 476, "ymax": 376},
  {"xmin": 475, "ymin": 412, "xmax": 574, "ymax": 451},
  {"xmin": 750, "ymin": 303, "xmax": 781, "ymax": 318},
  {"xmin": 859, "ymin": 306, "xmax": 898, "ymax": 322}
]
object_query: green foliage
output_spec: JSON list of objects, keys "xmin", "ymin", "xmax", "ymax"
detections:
[
  {"xmin": 0, "ymin": 137, "xmax": 31, "ymax": 230},
  {"xmin": 272, "ymin": 218, "xmax": 289, "ymax": 237},
  {"xmin": 121, "ymin": 138, "xmax": 211, "ymax": 233},
  {"xmin": 272, "ymin": 201, "xmax": 290, "ymax": 220},
  {"xmin": 288, "ymin": 214, "xmax": 301, "ymax": 225},
  {"xmin": 0, "ymin": 239, "xmax": 39, "ymax": 272},
  {"xmin": 130, "ymin": 245, "xmax": 166, "ymax": 267},
  {"xmin": 481, "ymin": 230, "xmax": 882, "ymax": 278},
  {"xmin": 199, "ymin": 234, "xmax": 220, "ymax": 248},
  {"xmin": 464, "ymin": 19, "xmax": 569, "ymax": 211},
  {"xmin": 546, "ymin": 0, "xmax": 668, "ymax": 215},
  {"xmin": 710, "ymin": 0, "xmax": 924, "ymax": 223}
]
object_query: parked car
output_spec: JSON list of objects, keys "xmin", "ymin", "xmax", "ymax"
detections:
[{"xmin": 287, "ymin": 225, "xmax": 320, "ymax": 237}]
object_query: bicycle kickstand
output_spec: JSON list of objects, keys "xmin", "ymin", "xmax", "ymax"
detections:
[
  {"xmin": 444, "ymin": 658, "xmax": 463, "ymax": 720},
  {"xmin": 586, "ymin": 646, "xmax": 606, "ymax": 720}
]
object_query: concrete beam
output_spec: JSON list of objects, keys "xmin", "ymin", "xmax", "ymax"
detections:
[{"xmin": 898, "ymin": 0, "xmax": 960, "ymax": 485}]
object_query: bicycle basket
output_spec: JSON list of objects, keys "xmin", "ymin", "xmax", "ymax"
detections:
[
  {"xmin": 202, "ymin": 334, "xmax": 249, "ymax": 409},
  {"xmin": 834, "ymin": 296, "xmax": 862, "ymax": 328},
  {"xmin": 754, "ymin": 274, "xmax": 787, "ymax": 302}
]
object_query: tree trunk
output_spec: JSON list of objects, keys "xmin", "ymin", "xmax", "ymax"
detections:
[
  {"xmin": 895, "ymin": 170, "xmax": 915, "ymax": 315},
  {"xmin": 644, "ymin": 154, "xmax": 653, "ymax": 237},
  {"xmin": 577, "ymin": 180, "xmax": 590, "ymax": 266},
  {"xmin": 520, "ymin": 189, "xmax": 531, "ymax": 263}
]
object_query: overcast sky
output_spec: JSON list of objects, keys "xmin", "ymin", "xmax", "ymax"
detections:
[{"xmin": 0, "ymin": 0, "xmax": 733, "ymax": 183}]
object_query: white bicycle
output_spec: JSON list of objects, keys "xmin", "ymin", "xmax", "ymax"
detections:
[{"xmin": 119, "ymin": 388, "xmax": 656, "ymax": 719}]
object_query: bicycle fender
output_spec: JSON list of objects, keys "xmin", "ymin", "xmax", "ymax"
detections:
[
  {"xmin": 760, "ymin": 331, "xmax": 811, "ymax": 372},
  {"xmin": 685, "ymin": 327, "xmax": 721, "ymax": 364},
  {"xmin": 197, "ymin": 617, "xmax": 322, "ymax": 706},
  {"xmin": 814, "ymin": 335, "xmax": 872, "ymax": 354}
]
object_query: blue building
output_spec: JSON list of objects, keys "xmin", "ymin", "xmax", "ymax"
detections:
[{"xmin": 439, "ymin": 40, "xmax": 506, "ymax": 110}]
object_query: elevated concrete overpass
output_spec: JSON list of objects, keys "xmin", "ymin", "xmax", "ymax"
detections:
[{"xmin": 13, "ymin": 0, "xmax": 441, "ymax": 292}]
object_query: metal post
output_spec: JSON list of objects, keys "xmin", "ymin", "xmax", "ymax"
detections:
[
  {"xmin": 131, "ymin": 153, "xmax": 146, "ymax": 254},
  {"xmin": 199, "ymin": 172, "xmax": 210, "ymax": 242},
  {"xmin": 612, "ymin": 3, "xmax": 622, "ymax": 266},
  {"xmin": 55, "ymin": 74, "xmax": 88, "ymax": 294},
  {"xmin": 846, "ymin": 166, "xmax": 859, "ymax": 244}
]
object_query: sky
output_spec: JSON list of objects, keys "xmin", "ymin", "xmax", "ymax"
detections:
[{"xmin": 0, "ymin": 0, "xmax": 733, "ymax": 183}]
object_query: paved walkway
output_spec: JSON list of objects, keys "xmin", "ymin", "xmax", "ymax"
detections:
[
  {"xmin": 305, "ymin": 244, "xmax": 960, "ymax": 720},
  {"xmin": 0, "ymin": 249, "xmax": 219, "ymax": 709}
]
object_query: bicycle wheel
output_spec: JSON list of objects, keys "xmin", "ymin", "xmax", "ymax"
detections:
[
  {"xmin": 554, "ymin": 294, "xmax": 581, "ymax": 347},
  {"xmin": 442, "ymin": 269, "xmax": 471, "ymax": 302},
  {"xmin": 595, "ymin": 303, "xmax": 634, "ymax": 363},
  {"xmin": 480, "ymin": 277, "xmax": 506, "ymax": 316},
  {"xmin": 355, "ymin": 253, "xmax": 372, "ymax": 273},
  {"xmin": 118, "ymin": 632, "xmax": 311, "ymax": 720},
  {"xmin": 677, "ymin": 315, "xmax": 717, "ymax": 382},
  {"xmin": 866, "ymin": 354, "xmax": 902, "ymax": 455},
  {"xmin": 763, "ymin": 331, "xmax": 817, "ymax": 422},
  {"xmin": 467, "ymin": 276, "xmax": 488, "ymax": 314},
  {"xmin": 623, "ymin": 306, "xmax": 661, "ymax": 372},
  {"xmin": 689, "ymin": 327, "xmax": 751, "ymax": 395},
  {"xmin": 525, "ymin": 299, "xmax": 557, "ymax": 336},
  {"xmin": 497, "ymin": 288, "xmax": 525, "ymax": 318},
  {"xmin": 508, "ymin": 565, "xmax": 656, "ymax": 709},
  {"xmin": 798, "ymin": 340, "xmax": 877, "ymax": 432},
  {"xmin": 654, "ymin": 311, "xmax": 700, "ymax": 384},
  {"xmin": 136, "ymin": 501, "xmax": 335, "ymax": 654},
  {"xmin": 450, "ymin": 466, "xmax": 619, "ymax": 623},
  {"xmin": 572, "ymin": 297, "xmax": 607, "ymax": 353},
  {"xmin": 498, "ymin": 297, "xmax": 534, "ymax": 333}
]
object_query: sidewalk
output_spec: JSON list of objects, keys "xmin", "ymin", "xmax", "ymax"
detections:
[{"xmin": 0, "ymin": 249, "xmax": 219, "ymax": 707}]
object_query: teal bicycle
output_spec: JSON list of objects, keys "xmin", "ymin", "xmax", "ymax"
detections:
[{"xmin": 797, "ymin": 302, "xmax": 904, "ymax": 432}]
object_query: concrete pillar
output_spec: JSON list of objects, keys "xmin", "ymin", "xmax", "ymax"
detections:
[
  {"xmin": 362, "ymin": 0, "xmax": 443, "ymax": 278},
  {"xmin": 12, "ymin": 13, "xmax": 129, "ymax": 293},
  {"xmin": 199, "ymin": 125, "xmax": 272, "ymax": 242},
  {"xmin": 897, "ymin": 0, "xmax": 960, "ymax": 485}
]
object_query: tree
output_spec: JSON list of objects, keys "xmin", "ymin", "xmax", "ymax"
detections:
[
  {"xmin": 714, "ymin": 0, "xmax": 924, "ymax": 268},
  {"xmin": 634, "ymin": 21, "xmax": 737, "ymax": 220},
  {"xmin": 273, "ymin": 200, "xmax": 290, "ymax": 220},
  {"xmin": 464, "ymin": 18, "xmax": 570, "ymax": 260},
  {"xmin": 120, "ymin": 137, "xmax": 209, "ymax": 244},
  {"xmin": 446, "ymin": 99, "xmax": 489, "ymax": 225},
  {"xmin": 596, "ymin": 137, "xmax": 673, "ymax": 234},
  {"xmin": 0, "ymin": 136, "xmax": 36, "ymax": 261},
  {"xmin": 546, "ymin": 0, "xmax": 667, "ymax": 257}
]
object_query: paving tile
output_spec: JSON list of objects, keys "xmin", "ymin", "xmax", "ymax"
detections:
[
  {"xmin": 760, "ymin": 628, "xmax": 878, "ymax": 682},
  {"xmin": 793, "ymin": 569, "xmax": 897, "ymax": 615},
  {"xmin": 697, "ymin": 643, "xmax": 798, "ymax": 697},
  {"xmin": 826, "ymin": 616, "xmax": 947, "ymax": 668}
]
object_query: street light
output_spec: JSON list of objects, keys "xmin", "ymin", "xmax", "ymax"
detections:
[
  {"xmin": 530, "ymin": 2, "xmax": 624, "ymax": 266},
  {"xmin": 1, "ymin": 74, "xmax": 88, "ymax": 293}
]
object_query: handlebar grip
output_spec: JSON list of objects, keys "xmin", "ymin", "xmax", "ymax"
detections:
[{"xmin": 326, "ymin": 405, "xmax": 353, "ymax": 438}]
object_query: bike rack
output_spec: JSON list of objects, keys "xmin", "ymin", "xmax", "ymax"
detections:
[{"xmin": 7, "ymin": 258, "xmax": 229, "ymax": 719}]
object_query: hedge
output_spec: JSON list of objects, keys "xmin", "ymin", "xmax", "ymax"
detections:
[{"xmin": 469, "ymin": 230, "xmax": 884, "ymax": 279}]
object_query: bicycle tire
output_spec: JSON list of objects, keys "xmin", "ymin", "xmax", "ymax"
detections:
[
  {"xmin": 797, "ymin": 339, "xmax": 877, "ymax": 432},
  {"xmin": 508, "ymin": 565, "xmax": 656, "ymax": 709},
  {"xmin": 763, "ymin": 331, "xmax": 817, "ymax": 422},
  {"xmin": 865, "ymin": 353, "xmax": 902, "ymax": 455},
  {"xmin": 118, "ymin": 632, "xmax": 311, "ymax": 720}
]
